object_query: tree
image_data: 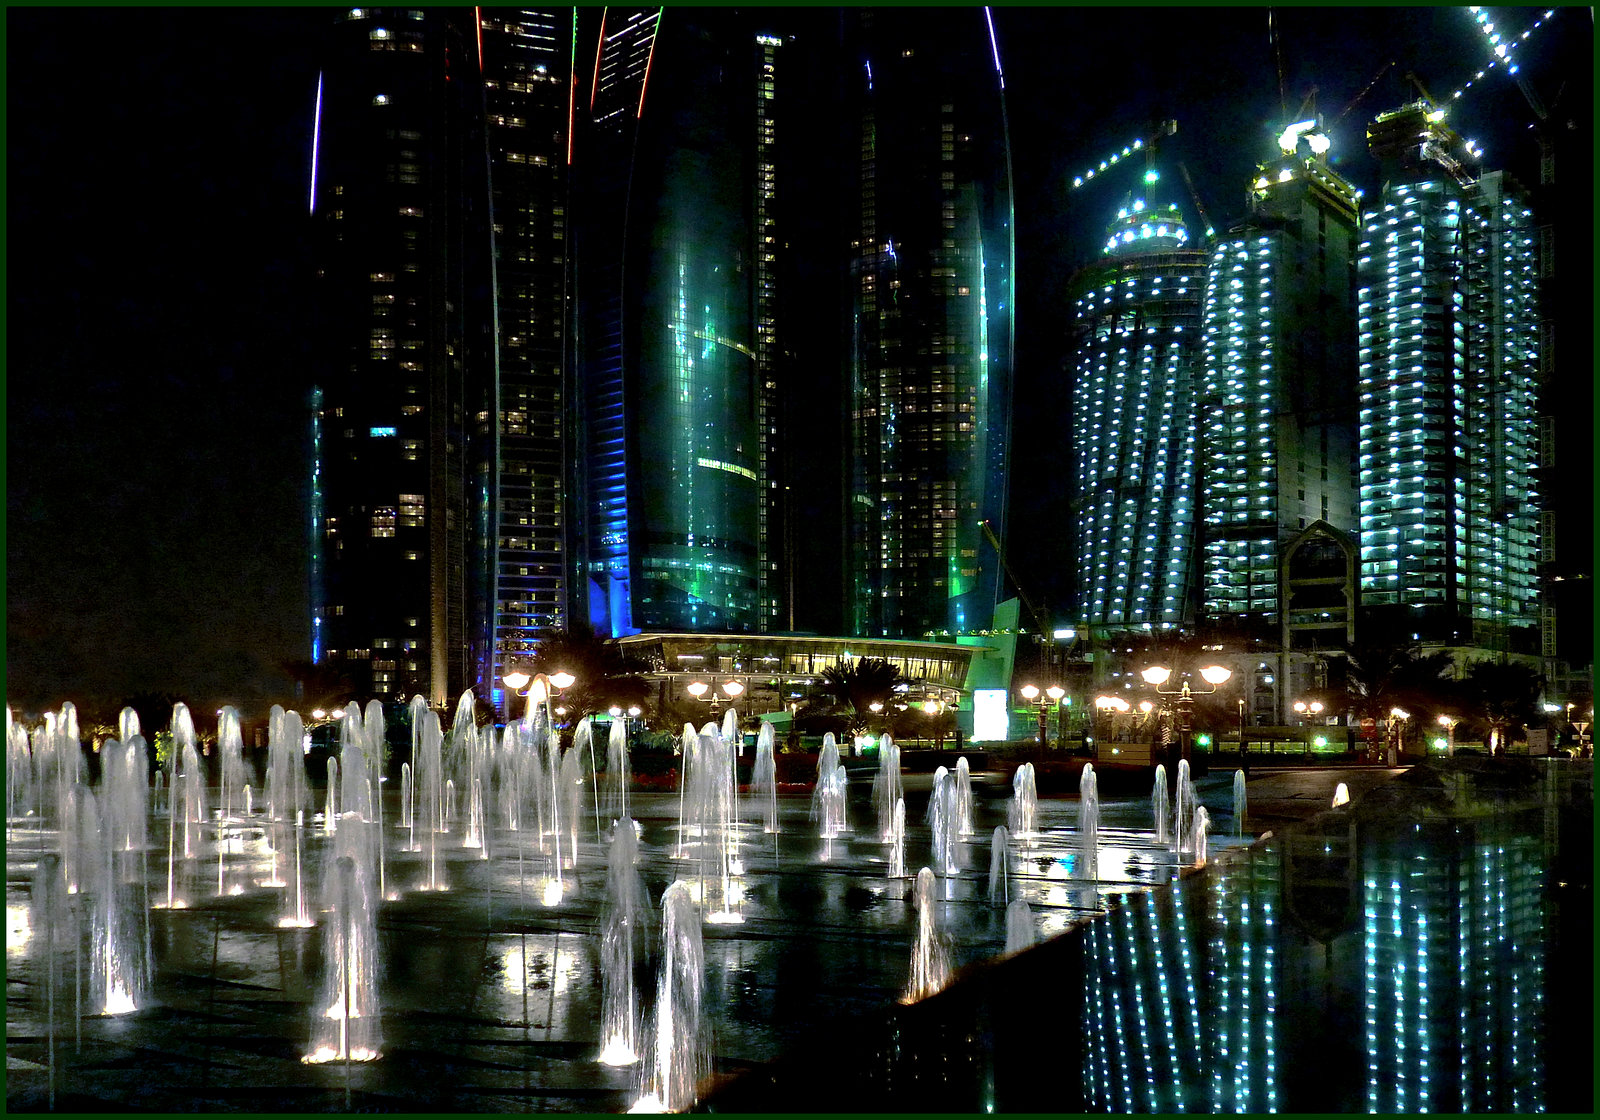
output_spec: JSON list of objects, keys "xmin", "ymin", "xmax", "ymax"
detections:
[
  {"xmin": 1342, "ymin": 642, "xmax": 1456, "ymax": 725},
  {"xmin": 819, "ymin": 657, "xmax": 909, "ymax": 740},
  {"xmin": 520, "ymin": 624, "xmax": 652, "ymax": 726},
  {"xmin": 1460, "ymin": 660, "xmax": 1543, "ymax": 755}
]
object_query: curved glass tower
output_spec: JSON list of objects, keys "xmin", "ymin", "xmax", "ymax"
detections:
[
  {"xmin": 576, "ymin": 9, "xmax": 779, "ymax": 635},
  {"xmin": 845, "ymin": 8, "xmax": 1014, "ymax": 640}
]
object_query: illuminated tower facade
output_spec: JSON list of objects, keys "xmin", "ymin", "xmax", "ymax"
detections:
[
  {"xmin": 476, "ymin": 9, "xmax": 578, "ymax": 702},
  {"xmin": 1198, "ymin": 120, "xmax": 1360, "ymax": 628},
  {"xmin": 1357, "ymin": 101, "xmax": 1541, "ymax": 647},
  {"xmin": 1068, "ymin": 196, "xmax": 1205, "ymax": 632},
  {"xmin": 575, "ymin": 10, "xmax": 783, "ymax": 636},
  {"xmin": 310, "ymin": 8, "xmax": 485, "ymax": 705},
  {"xmin": 846, "ymin": 9, "xmax": 1014, "ymax": 640}
]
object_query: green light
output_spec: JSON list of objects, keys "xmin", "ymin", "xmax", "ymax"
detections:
[
  {"xmin": 1313, "ymin": 735, "xmax": 1328, "ymax": 747},
  {"xmin": 1144, "ymin": 169, "xmax": 1159, "ymax": 184},
  {"xmin": 1195, "ymin": 733, "xmax": 1211, "ymax": 747},
  {"xmin": 1432, "ymin": 737, "xmax": 1447, "ymax": 750}
]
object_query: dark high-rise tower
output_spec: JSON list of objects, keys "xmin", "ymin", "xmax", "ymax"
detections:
[
  {"xmin": 575, "ymin": 9, "xmax": 783, "ymax": 637},
  {"xmin": 310, "ymin": 9, "xmax": 485, "ymax": 705},
  {"xmin": 310, "ymin": 8, "xmax": 575, "ymax": 707},
  {"xmin": 845, "ymin": 9, "xmax": 1014, "ymax": 640},
  {"xmin": 475, "ymin": 10, "xmax": 578, "ymax": 696}
]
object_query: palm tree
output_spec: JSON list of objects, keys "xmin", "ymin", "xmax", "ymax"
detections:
[
  {"xmin": 1460, "ymin": 660, "xmax": 1543, "ymax": 755},
  {"xmin": 1341, "ymin": 642, "xmax": 1456, "ymax": 750},
  {"xmin": 819, "ymin": 657, "xmax": 908, "ymax": 740},
  {"xmin": 518, "ymin": 624, "xmax": 651, "ymax": 726}
]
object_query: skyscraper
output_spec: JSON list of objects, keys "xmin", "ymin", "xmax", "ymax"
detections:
[
  {"xmin": 1357, "ymin": 100, "xmax": 1541, "ymax": 649},
  {"xmin": 574, "ymin": 9, "xmax": 783, "ymax": 637},
  {"xmin": 310, "ymin": 8, "xmax": 575, "ymax": 706},
  {"xmin": 845, "ymin": 9, "xmax": 1014, "ymax": 640},
  {"xmin": 310, "ymin": 9, "xmax": 487, "ymax": 705},
  {"xmin": 1068, "ymin": 191, "xmax": 1205, "ymax": 632},
  {"xmin": 1198, "ymin": 120, "xmax": 1360, "ymax": 627},
  {"xmin": 476, "ymin": 8, "xmax": 579, "ymax": 698}
]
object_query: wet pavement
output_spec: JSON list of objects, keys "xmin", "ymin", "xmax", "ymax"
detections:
[{"xmin": 4, "ymin": 768, "xmax": 1331, "ymax": 1112}]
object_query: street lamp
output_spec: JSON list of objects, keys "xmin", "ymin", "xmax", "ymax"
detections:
[
  {"xmin": 1388, "ymin": 707, "xmax": 1409, "ymax": 766},
  {"xmin": 1436, "ymin": 713, "xmax": 1459, "ymax": 757},
  {"xmin": 1291, "ymin": 699, "xmax": 1324, "ymax": 724},
  {"xmin": 1142, "ymin": 663, "xmax": 1232, "ymax": 767},
  {"xmin": 1093, "ymin": 695, "xmax": 1130, "ymax": 752}
]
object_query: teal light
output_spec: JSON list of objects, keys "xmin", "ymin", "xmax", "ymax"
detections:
[{"xmin": 1195, "ymin": 733, "xmax": 1212, "ymax": 747}]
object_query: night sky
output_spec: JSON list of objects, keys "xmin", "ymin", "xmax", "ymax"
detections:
[{"xmin": 7, "ymin": 7, "xmax": 1591, "ymax": 716}]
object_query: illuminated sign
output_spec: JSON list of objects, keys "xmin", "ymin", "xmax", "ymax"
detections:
[{"xmin": 972, "ymin": 688, "xmax": 1009, "ymax": 742}]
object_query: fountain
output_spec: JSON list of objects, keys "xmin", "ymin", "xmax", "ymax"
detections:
[
  {"xmin": 987, "ymin": 825, "xmax": 1010, "ymax": 905},
  {"xmin": 89, "ymin": 778, "xmax": 148, "ymax": 1016},
  {"xmin": 1173, "ymin": 758, "xmax": 1194, "ymax": 858},
  {"xmin": 606, "ymin": 715, "xmax": 632, "ymax": 829},
  {"xmin": 413, "ymin": 706, "xmax": 448, "ymax": 892},
  {"xmin": 303, "ymin": 852, "xmax": 381, "ymax": 1064},
  {"xmin": 1078, "ymin": 763, "xmax": 1100, "ymax": 884},
  {"xmin": 888, "ymin": 797, "xmax": 906, "ymax": 879},
  {"xmin": 1191, "ymin": 806, "xmax": 1210, "ymax": 867},
  {"xmin": 598, "ymin": 818, "xmax": 645, "ymax": 1066},
  {"xmin": 632, "ymin": 881, "xmax": 707, "ymax": 1113},
  {"xmin": 1152, "ymin": 766, "xmax": 1170, "ymax": 845},
  {"xmin": 324, "ymin": 755, "xmax": 340, "ymax": 834},
  {"xmin": 683, "ymin": 728, "xmax": 741, "ymax": 923},
  {"xmin": 812, "ymin": 733, "xmax": 848, "ymax": 840},
  {"xmin": 953, "ymin": 756, "xmax": 975, "ymax": 837},
  {"xmin": 1007, "ymin": 762, "xmax": 1037, "ymax": 837},
  {"xmin": 926, "ymin": 766, "xmax": 958, "ymax": 877},
  {"xmin": 1003, "ymin": 898, "xmax": 1036, "ymax": 955},
  {"xmin": 870, "ymin": 734, "xmax": 902, "ymax": 841},
  {"xmin": 217, "ymin": 706, "xmax": 249, "ymax": 824},
  {"xmin": 1233, "ymin": 769, "xmax": 1247, "ymax": 836},
  {"xmin": 750, "ymin": 722, "xmax": 778, "ymax": 836},
  {"xmin": 1332, "ymin": 782, "xmax": 1351, "ymax": 808},
  {"xmin": 903, "ymin": 867, "xmax": 950, "ymax": 1002}
]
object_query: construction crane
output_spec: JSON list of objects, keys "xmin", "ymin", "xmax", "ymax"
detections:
[
  {"xmin": 978, "ymin": 520, "xmax": 1051, "ymax": 645},
  {"xmin": 1070, "ymin": 118, "xmax": 1216, "ymax": 243}
]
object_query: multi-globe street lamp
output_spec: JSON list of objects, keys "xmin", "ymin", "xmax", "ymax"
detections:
[
  {"xmin": 1141, "ymin": 663, "xmax": 1232, "ymax": 767},
  {"xmin": 1435, "ymin": 713, "xmax": 1459, "ymax": 757},
  {"xmin": 1018, "ymin": 683, "xmax": 1066, "ymax": 758},
  {"xmin": 1387, "ymin": 707, "xmax": 1409, "ymax": 766}
]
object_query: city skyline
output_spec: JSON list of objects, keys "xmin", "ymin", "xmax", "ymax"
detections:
[{"xmin": 7, "ymin": 7, "xmax": 1591, "ymax": 713}]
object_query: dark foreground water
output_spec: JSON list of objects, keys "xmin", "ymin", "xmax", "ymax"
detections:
[
  {"xmin": 5, "ymin": 758, "xmax": 1589, "ymax": 1113},
  {"xmin": 706, "ymin": 757, "xmax": 1593, "ymax": 1114}
]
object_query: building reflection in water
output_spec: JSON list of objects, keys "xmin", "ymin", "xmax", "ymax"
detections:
[{"xmin": 1081, "ymin": 767, "xmax": 1563, "ymax": 1113}]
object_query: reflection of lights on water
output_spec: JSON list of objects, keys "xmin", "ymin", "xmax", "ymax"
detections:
[
  {"xmin": 706, "ymin": 910, "xmax": 744, "ymax": 925},
  {"xmin": 627, "ymin": 1092, "xmax": 667, "ymax": 1113},
  {"xmin": 728, "ymin": 857, "xmax": 744, "ymax": 876},
  {"xmin": 278, "ymin": 917, "xmax": 315, "ymax": 929},
  {"xmin": 7, "ymin": 904, "xmax": 32, "ymax": 954},
  {"xmin": 385, "ymin": 892, "xmax": 401, "ymax": 902},
  {"xmin": 542, "ymin": 879, "xmax": 564, "ymax": 906},
  {"xmin": 1047, "ymin": 885, "xmax": 1068, "ymax": 906},
  {"xmin": 1046, "ymin": 862, "xmax": 1069, "ymax": 880},
  {"xmin": 102, "ymin": 987, "xmax": 138, "ymax": 1016},
  {"xmin": 152, "ymin": 901, "xmax": 189, "ymax": 910},
  {"xmin": 597, "ymin": 1038, "xmax": 640, "ymax": 1066},
  {"xmin": 303, "ymin": 1045, "xmax": 379, "ymax": 1064},
  {"xmin": 227, "ymin": 884, "xmax": 245, "ymax": 896},
  {"xmin": 725, "ymin": 881, "xmax": 745, "ymax": 905},
  {"xmin": 259, "ymin": 878, "xmax": 287, "ymax": 888},
  {"xmin": 499, "ymin": 942, "xmax": 584, "ymax": 996},
  {"xmin": 325, "ymin": 999, "xmax": 364, "ymax": 1019}
]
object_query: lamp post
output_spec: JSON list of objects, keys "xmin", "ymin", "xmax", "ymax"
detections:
[
  {"xmin": 1142, "ymin": 663, "xmax": 1233, "ymax": 770},
  {"xmin": 1093, "ymin": 695, "xmax": 1129, "ymax": 756},
  {"xmin": 1387, "ymin": 707, "xmax": 1409, "ymax": 767},
  {"xmin": 1436, "ymin": 713, "xmax": 1458, "ymax": 757},
  {"xmin": 1019, "ymin": 684, "xmax": 1047, "ymax": 762}
]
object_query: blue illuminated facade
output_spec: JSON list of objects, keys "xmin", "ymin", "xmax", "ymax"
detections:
[
  {"xmin": 575, "ymin": 11, "xmax": 782, "ymax": 637},
  {"xmin": 846, "ymin": 9, "xmax": 1014, "ymax": 640}
]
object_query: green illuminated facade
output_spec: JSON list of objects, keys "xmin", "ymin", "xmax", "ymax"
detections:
[
  {"xmin": 1358, "ymin": 102, "xmax": 1541, "ymax": 645},
  {"xmin": 577, "ymin": 11, "xmax": 781, "ymax": 635}
]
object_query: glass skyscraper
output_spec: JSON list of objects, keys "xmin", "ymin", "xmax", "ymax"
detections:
[
  {"xmin": 575, "ymin": 9, "xmax": 782, "ymax": 637},
  {"xmin": 1198, "ymin": 121, "xmax": 1361, "ymax": 626},
  {"xmin": 310, "ymin": 8, "xmax": 486, "ymax": 705},
  {"xmin": 1069, "ymin": 193, "xmax": 1205, "ymax": 632},
  {"xmin": 310, "ymin": 8, "xmax": 575, "ymax": 707},
  {"xmin": 1357, "ymin": 101, "xmax": 1541, "ymax": 645},
  {"xmin": 845, "ymin": 9, "xmax": 1013, "ymax": 640}
]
